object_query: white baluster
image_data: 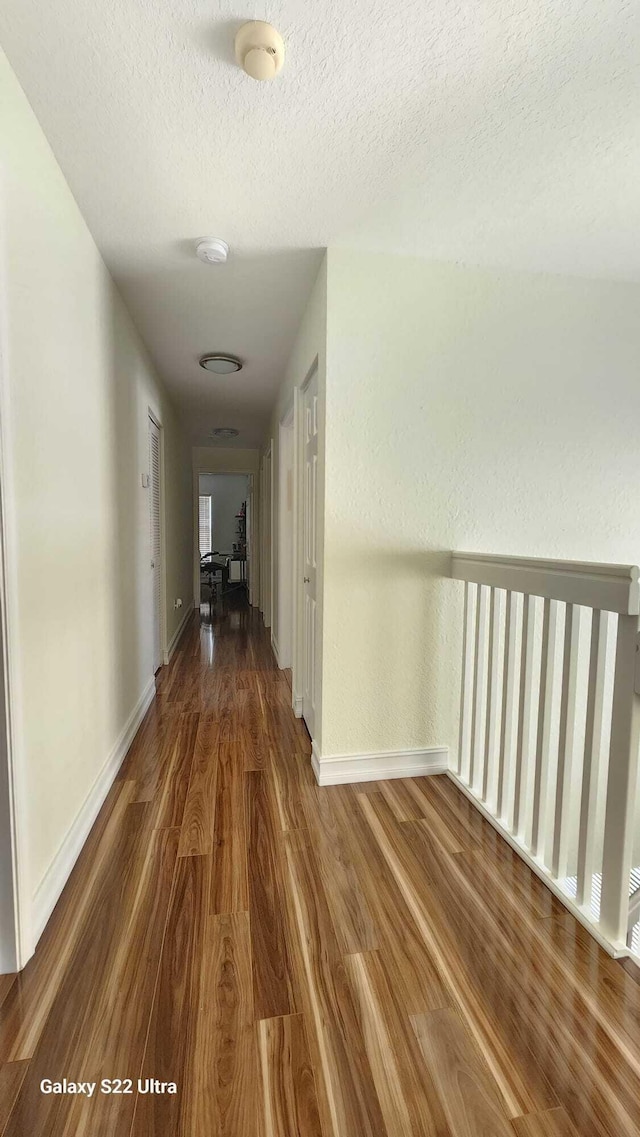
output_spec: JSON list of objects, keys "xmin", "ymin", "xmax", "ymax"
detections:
[
  {"xmin": 498, "ymin": 591, "xmax": 523, "ymax": 824},
  {"xmin": 529, "ymin": 599, "xmax": 561, "ymax": 857},
  {"xmin": 483, "ymin": 588, "xmax": 505, "ymax": 810},
  {"xmin": 458, "ymin": 581, "xmax": 477, "ymax": 780},
  {"xmin": 470, "ymin": 585, "xmax": 490, "ymax": 793},
  {"xmin": 575, "ymin": 610, "xmax": 609, "ymax": 910},
  {"xmin": 552, "ymin": 604, "xmax": 582, "ymax": 880},
  {"xmin": 513, "ymin": 594, "xmax": 540, "ymax": 840}
]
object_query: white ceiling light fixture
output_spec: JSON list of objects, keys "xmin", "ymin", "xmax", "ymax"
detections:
[
  {"xmin": 212, "ymin": 427, "xmax": 240, "ymax": 439},
  {"xmin": 196, "ymin": 237, "xmax": 229, "ymax": 265},
  {"xmin": 235, "ymin": 21, "xmax": 284, "ymax": 82},
  {"xmin": 199, "ymin": 353, "xmax": 243, "ymax": 374}
]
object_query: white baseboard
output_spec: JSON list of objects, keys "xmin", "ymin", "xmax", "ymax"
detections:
[
  {"xmin": 292, "ymin": 693, "xmax": 303, "ymax": 718},
  {"xmin": 31, "ymin": 677, "xmax": 156, "ymax": 946},
  {"xmin": 163, "ymin": 603, "xmax": 194, "ymax": 665},
  {"xmin": 311, "ymin": 742, "xmax": 449, "ymax": 786}
]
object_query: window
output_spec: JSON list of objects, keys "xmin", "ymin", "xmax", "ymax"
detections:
[{"xmin": 199, "ymin": 494, "xmax": 212, "ymax": 556}]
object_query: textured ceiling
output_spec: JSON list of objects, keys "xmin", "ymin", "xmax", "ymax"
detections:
[{"xmin": 0, "ymin": 0, "xmax": 637, "ymax": 446}]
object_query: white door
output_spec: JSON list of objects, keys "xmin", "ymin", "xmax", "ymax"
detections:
[
  {"xmin": 149, "ymin": 417, "xmax": 163, "ymax": 673},
  {"xmin": 302, "ymin": 373, "xmax": 318, "ymax": 734},
  {"xmin": 277, "ymin": 413, "xmax": 294, "ymax": 668}
]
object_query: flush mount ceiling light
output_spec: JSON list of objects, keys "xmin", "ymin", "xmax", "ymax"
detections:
[
  {"xmin": 235, "ymin": 21, "xmax": 284, "ymax": 81},
  {"xmin": 212, "ymin": 427, "xmax": 239, "ymax": 439},
  {"xmin": 199, "ymin": 353, "xmax": 243, "ymax": 374},
  {"xmin": 195, "ymin": 237, "xmax": 229, "ymax": 265}
]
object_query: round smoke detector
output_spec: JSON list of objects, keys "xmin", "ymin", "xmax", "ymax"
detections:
[
  {"xmin": 235, "ymin": 21, "xmax": 284, "ymax": 81},
  {"xmin": 196, "ymin": 237, "xmax": 229, "ymax": 265},
  {"xmin": 212, "ymin": 427, "xmax": 239, "ymax": 439}
]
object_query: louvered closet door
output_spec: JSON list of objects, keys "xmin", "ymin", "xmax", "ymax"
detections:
[{"xmin": 149, "ymin": 417, "xmax": 162, "ymax": 673}]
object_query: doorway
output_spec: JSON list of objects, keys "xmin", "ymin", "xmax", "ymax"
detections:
[{"xmin": 197, "ymin": 472, "xmax": 250, "ymax": 610}]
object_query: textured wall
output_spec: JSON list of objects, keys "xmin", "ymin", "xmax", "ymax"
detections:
[
  {"xmin": 3, "ymin": 0, "xmax": 636, "ymax": 448},
  {"xmin": 321, "ymin": 248, "xmax": 640, "ymax": 758}
]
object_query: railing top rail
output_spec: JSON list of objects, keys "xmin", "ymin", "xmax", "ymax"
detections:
[{"xmin": 451, "ymin": 552, "xmax": 640, "ymax": 615}]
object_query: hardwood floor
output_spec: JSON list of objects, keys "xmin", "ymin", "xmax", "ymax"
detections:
[{"xmin": 1, "ymin": 596, "xmax": 640, "ymax": 1136}]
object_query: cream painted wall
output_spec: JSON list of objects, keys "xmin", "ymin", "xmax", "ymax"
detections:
[
  {"xmin": 0, "ymin": 47, "xmax": 192, "ymax": 915},
  {"xmin": 266, "ymin": 258, "xmax": 327, "ymax": 735},
  {"xmin": 321, "ymin": 248, "xmax": 640, "ymax": 759},
  {"xmin": 193, "ymin": 446, "xmax": 260, "ymax": 475}
]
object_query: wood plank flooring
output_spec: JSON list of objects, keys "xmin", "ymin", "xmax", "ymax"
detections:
[{"xmin": 1, "ymin": 596, "xmax": 640, "ymax": 1136}]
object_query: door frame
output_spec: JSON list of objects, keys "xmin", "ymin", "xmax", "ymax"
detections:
[
  {"xmin": 192, "ymin": 468, "xmax": 254, "ymax": 610},
  {"xmin": 275, "ymin": 405, "xmax": 294, "ymax": 669},
  {"xmin": 260, "ymin": 444, "xmax": 273, "ymax": 628},
  {"xmin": 246, "ymin": 473, "xmax": 256, "ymax": 606},
  {"xmin": 148, "ymin": 409, "xmax": 167, "ymax": 670}
]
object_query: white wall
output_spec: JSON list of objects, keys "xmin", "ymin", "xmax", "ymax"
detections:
[
  {"xmin": 320, "ymin": 248, "xmax": 640, "ymax": 760},
  {"xmin": 0, "ymin": 45, "xmax": 193, "ymax": 948},
  {"xmin": 266, "ymin": 258, "xmax": 327, "ymax": 731},
  {"xmin": 193, "ymin": 446, "xmax": 260, "ymax": 476},
  {"xmin": 198, "ymin": 474, "xmax": 248, "ymax": 554}
]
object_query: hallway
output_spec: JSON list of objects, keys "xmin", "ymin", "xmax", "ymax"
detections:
[{"xmin": 0, "ymin": 600, "xmax": 639, "ymax": 1137}]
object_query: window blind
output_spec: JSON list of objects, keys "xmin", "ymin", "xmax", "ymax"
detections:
[{"xmin": 199, "ymin": 494, "xmax": 212, "ymax": 556}]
